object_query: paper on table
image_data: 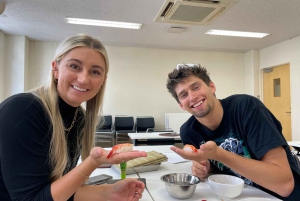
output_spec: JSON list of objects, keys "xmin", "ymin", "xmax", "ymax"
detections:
[{"xmin": 163, "ymin": 152, "xmax": 189, "ymax": 164}]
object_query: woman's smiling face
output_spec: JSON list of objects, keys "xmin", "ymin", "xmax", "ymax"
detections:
[{"xmin": 52, "ymin": 46, "xmax": 106, "ymax": 107}]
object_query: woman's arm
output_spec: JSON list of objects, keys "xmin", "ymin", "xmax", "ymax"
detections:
[
  {"xmin": 0, "ymin": 94, "xmax": 54, "ymax": 201},
  {"xmin": 50, "ymin": 147, "xmax": 147, "ymax": 201},
  {"xmin": 74, "ymin": 178, "xmax": 145, "ymax": 201},
  {"xmin": 0, "ymin": 94, "xmax": 147, "ymax": 201}
]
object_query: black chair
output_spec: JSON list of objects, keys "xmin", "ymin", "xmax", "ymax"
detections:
[
  {"xmin": 97, "ymin": 115, "xmax": 113, "ymax": 131},
  {"xmin": 136, "ymin": 116, "xmax": 155, "ymax": 133},
  {"xmin": 95, "ymin": 115, "xmax": 114, "ymax": 147},
  {"xmin": 114, "ymin": 116, "xmax": 136, "ymax": 144}
]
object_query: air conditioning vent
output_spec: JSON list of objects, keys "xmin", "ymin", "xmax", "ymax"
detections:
[
  {"xmin": 160, "ymin": 2, "xmax": 174, "ymax": 17},
  {"xmin": 154, "ymin": 0, "xmax": 238, "ymax": 25}
]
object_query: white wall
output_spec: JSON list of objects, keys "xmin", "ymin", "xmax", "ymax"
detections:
[
  {"xmin": 27, "ymin": 41, "xmax": 245, "ymax": 128},
  {"xmin": 165, "ymin": 113, "xmax": 192, "ymax": 133},
  {"xmin": 3, "ymin": 35, "xmax": 27, "ymax": 98},
  {"xmin": 1, "ymin": 34, "xmax": 298, "ymax": 139},
  {"xmin": 0, "ymin": 31, "xmax": 5, "ymax": 101},
  {"xmin": 260, "ymin": 36, "xmax": 300, "ymax": 140},
  {"xmin": 244, "ymin": 50, "xmax": 260, "ymax": 98},
  {"xmin": 28, "ymin": 41, "xmax": 59, "ymax": 88},
  {"xmin": 24, "ymin": 37, "xmax": 30, "ymax": 91}
]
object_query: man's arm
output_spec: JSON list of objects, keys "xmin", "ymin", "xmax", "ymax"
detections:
[
  {"xmin": 216, "ymin": 145, "xmax": 294, "ymax": 197},
  {"xmin": 171, "ymin": 141, "xmax": 294, "ymax": 197}
]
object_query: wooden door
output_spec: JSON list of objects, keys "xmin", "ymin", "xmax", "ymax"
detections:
[{"xmin": 263, "ymin": 64, "xmax": 291, "ymax": 141}]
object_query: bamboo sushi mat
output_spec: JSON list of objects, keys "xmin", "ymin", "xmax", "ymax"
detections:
[{"xmin": 115, "ymin": 151, "xmax": 168, "ymax": 168}]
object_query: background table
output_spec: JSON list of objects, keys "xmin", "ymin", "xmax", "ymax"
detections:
[
  {"xmin": 287, "ymin": 141, "xmax": 300, "ymax": 155},
  {"xmin": 128, "ymin": 132, "xmax": 182, "ymax": 146}
]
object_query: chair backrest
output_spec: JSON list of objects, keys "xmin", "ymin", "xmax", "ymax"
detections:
[
  {"xmin": 114, "ymin": 116, "xmax": 135, "ymax": 131},
  {"xmin": 97, "ymin": 115, "xmax": 113, "ymax": 131},
  {"xmin": 136, "ymin": 116, "xmax": 155, "ymax": 132}
]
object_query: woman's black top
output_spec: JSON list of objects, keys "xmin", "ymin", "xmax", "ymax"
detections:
[{"xmin": 0, "ymin": 93, "xmax": 84, "ymax": 201}]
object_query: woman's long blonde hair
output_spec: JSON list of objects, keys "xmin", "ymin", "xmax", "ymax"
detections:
[{"xmin": 31, "ymin": 34, "xmax": 109, "ymax": 181}]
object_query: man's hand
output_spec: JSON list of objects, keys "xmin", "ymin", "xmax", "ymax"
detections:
[
  {"xmin": 192, "ymin": 160, "xmax": 210, "ymax": 179},
  {"xmin": 170, "ymin": 141, "xmax": 219, "ymax": 161}
]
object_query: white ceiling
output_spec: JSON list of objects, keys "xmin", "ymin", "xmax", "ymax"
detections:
[{"xmin": 0, "ymin": 0, "xmax": 300, "ymax": 53}]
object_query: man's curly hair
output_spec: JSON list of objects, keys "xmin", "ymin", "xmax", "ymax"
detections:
[{"xmin": 166, "ymin": 64, "xmax": 211, "ymax": 103}]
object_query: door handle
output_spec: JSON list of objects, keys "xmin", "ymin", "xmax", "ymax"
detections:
[{"xmin": 286, "ymin": 111, "xmax": 291, "ymax": 113}]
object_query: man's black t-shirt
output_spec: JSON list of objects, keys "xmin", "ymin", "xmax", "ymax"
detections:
[{"xmin": 180, "ymin": 94, "xmax": 300, "ymax": 200}]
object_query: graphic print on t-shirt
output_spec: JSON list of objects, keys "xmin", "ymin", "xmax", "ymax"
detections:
[{"xmin": 211, "ymin": 130, "xmax": 254, "ymax": 186}]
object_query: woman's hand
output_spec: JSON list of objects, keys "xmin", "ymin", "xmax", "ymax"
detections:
[
  {"xmin": 109, "ymin": 178, "xmax": 145, "ymax": 201},
  {"xmin": 89, "ymin": 147, "xmax": 147, "ymax": 167},
  {"xmin": 74, "ymin": 178, "xmax": 145, "ymax": 201}
]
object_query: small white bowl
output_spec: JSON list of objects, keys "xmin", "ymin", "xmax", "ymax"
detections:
[{"xmin": 208, "ymin": 174, "xmax": 244, "ymax": 199}]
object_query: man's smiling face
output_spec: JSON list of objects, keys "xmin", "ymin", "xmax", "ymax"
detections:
[{"xmin": 175, "ymin": 75, "xmax": 216, "ymax": 118}]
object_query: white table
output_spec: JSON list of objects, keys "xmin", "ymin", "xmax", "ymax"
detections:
[
  {"xmin": 90, "ymin": 145, "xmax": 281, "ymax": 201},
  {"xmin": 128, "ymin": 132, "xmax": 181, "ymax": 146},
  {"xmin": 136, "ymin": 146, "xmax": 281, "ymax": 201},
  {"xmin": 287, "ymin": 141, "xmax": 300, "ymax": 155}
]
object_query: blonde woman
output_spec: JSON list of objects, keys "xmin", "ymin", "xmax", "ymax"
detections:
[{"xmin": 0, "ymin": 34, "xmax": 147, "ymax": 201}]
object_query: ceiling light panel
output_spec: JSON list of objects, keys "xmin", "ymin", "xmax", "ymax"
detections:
[
  {"xmin": 205, "ymin": 29, "xmax": 269, "ymax": 38},
  {"xmin": 66, "ymin": 18, "xmax": 142, "ymax": 29}
]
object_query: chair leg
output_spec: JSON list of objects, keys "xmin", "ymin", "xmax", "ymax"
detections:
[
  {"xmin": 111, "ymin": 137, "xmax": 115, "ymax": 147},
  {"xmin": 95, "ymin": 132, "xmax": 114, "ymax": 148},
  {"xmin": 116, "ymin": 133, "xmax": 131, "ymax": 145}
]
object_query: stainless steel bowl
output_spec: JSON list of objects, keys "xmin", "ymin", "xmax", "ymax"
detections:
[{"xmin": 160, "ymin": 173, "xmax": 200, "ymax": 199}]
